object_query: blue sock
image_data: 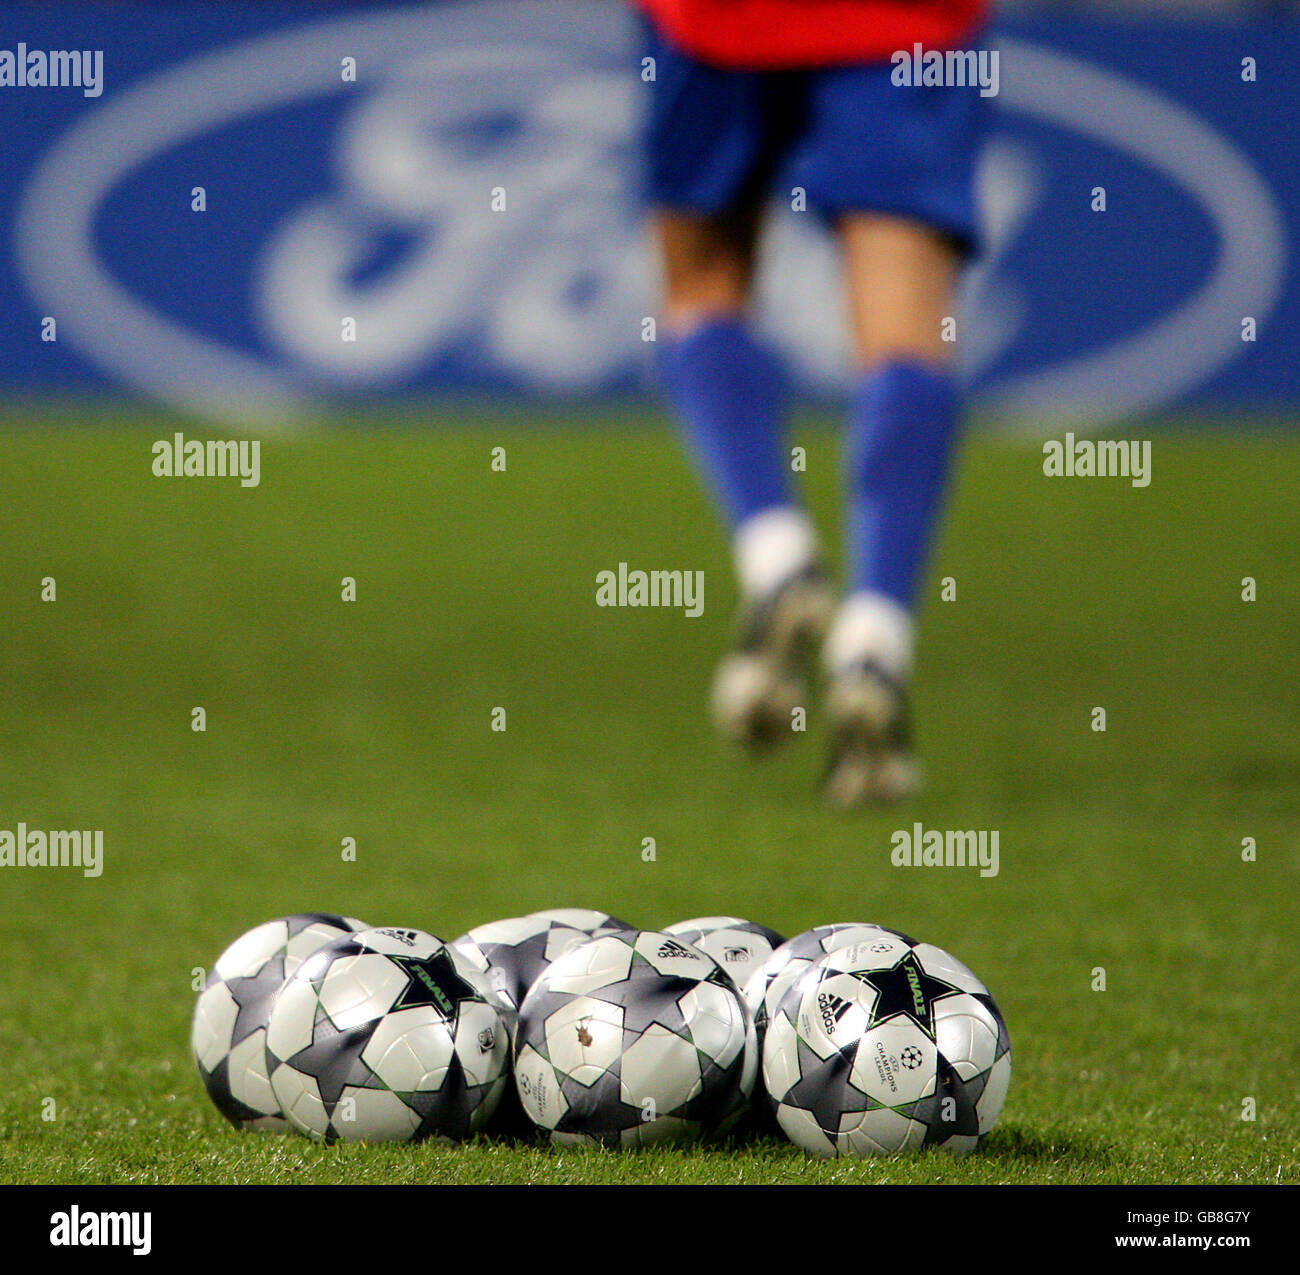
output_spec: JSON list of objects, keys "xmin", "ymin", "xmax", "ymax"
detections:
[
  {"xmin": 846, "ymin": 361, "xmax": 961, "ymax": 608},
  {"xmin": 658, "ymin": 318, "xmax": 793, "ymax": 527}
]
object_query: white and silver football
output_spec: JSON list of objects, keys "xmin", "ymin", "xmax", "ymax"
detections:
[
  {"xmin": 743, "ymin": 922, "xmax": 913, "ymax": 1040},
  {"xmin": 762, "ymin": 933, "xmax": 1011, "ymax": 1157},
  {"xmin": 663, "ymin": 916, "xmax": 785, "ymax": 978},
  {"xmin": 513, "ymin": 930, "xmax": 756, "ymax": 1148},
  {"xmin": 265, "ymin": 926, "xmax": 509, "ymax": 1143},
  {"xmin": 191, "ymin": 913, "xmax": 367, "ymax": 1130},
  {"xmin": 452, "ymin": 912, "xmax": 623, "ymax": 1015},
  {"xmin": 525, "ymin": 908, "xmax": 631, "ymax": 935}
]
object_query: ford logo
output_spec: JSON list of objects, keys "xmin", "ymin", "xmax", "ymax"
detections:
[{"xmin": 13, "ymin": 6, "xmax": 1286, "ymax": 429}]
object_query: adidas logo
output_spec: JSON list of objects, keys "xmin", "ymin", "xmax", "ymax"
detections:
[
  {"xmin": 818, "ymin": 991, "xmax": 852, "ymax": 1035},
  {"xmin": 376, "ymin": 928, "xmax": 419, "ymax": 946},
  {"xmin": 656, "ymin": 940, "xmax": 698, "ymax": 960}
]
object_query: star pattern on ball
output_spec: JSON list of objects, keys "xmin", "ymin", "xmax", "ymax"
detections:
[
  {"xmin": 570, "ymin": 968, "xmax": 702, "ymax": 1038},
  {"xmin": 287, "ymin": 1013, "xmax": 383, "ymax": 1112},
  {"xmin": 627, "ymin": 981, "xmax": 701, "ymax": 1036},
  {"xmin": 557, "ymin": 1067, "xmax": 643, "ymax": 1143},
  {"xmin": 403, "ymin": 1053, "xmax": 488, "ymax": 1142},
  {"xmin": 202, "ymin": 1055, "xmax": 267, "ymax": 1126},
  {"xmin": 285, "ymin": 913, "xmax": 340, "ymax": 940},
  {"xmin": 783, "ymin": 1037, "xmax": 871, "ymax": 1137},
  {"xmin": 388, "ymin": 950, "xmax": 479, "ymax": 1018},
  {"xmin": 223, "ymin": 956, "xmax": 286, "ymax": 1047},
  {"xmin": 897, "ymin": 1054, "xmax": 989, "ymax": 1144},
  {"xmin": 476, "ymin": 938, "xmax": 545, "ymax": 1007},
  {"xmin": 850, "ymin": 951, "xmax": 963, "ymax": 1039}
]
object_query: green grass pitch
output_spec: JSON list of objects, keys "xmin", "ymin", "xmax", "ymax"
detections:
[{"xmin": 0, "ymin": 409, "xmax": 1295, "ymax": 1185}]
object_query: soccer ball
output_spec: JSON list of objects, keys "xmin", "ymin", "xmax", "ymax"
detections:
[
  {"xmin": 451, "ymin": 912, "xmax": 623, "ymax": 1014},
  {"xmin": 743, "ymin": 922, "xmax": 911, "ymax": 1038},
  {"xmin": 513, "ymin": 930, "xmax": 757, "ymax": 1147},
  {"xmin": 191, "ymin": 913, "xmax": 367, "ymax": 1130},
  {"xmin": 762, "ymin": 932, "xmax": 1012, "ymax": 1156},
  {"xmin": 265, "ymin": 926, "xmax": 510, "ymax": 1143},
  {"xmin": 663, "ymin": 916, "xmax": 785, "ymax": 980},
  {"xmin": 525, "ymin": 908, "xmax": 631, "ymax": 935},
  {"xmin": 451, "ymin": 913, "xmax": 621, "ymax": 1135},
  {"xmin": 449, "ymin": 910, "xmax": 633, "ymax": 1135}
]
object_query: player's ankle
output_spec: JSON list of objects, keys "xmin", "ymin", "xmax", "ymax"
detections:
[
  {"xmin": 824, "ymin": 591, "xmax": 914, "ymax": 683},
  {"xmin": 732, "ymin": 505, "xmax": 819, "ymax": 601}
]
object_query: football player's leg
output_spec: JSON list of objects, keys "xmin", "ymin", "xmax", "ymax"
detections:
[
  {"xmin": 824, "ymin": 214, "xmax": 963, "ymax": 804},
  {"xmin": 655, "ymin": 206, "xmax": 806, "ymax": 570},
  {"xmin": 796, "ymin": 50, "xmax": 985, "ymax": 804},
  {"xmin": 655, "ymin": 210, "xmax": 833, "ymax": 747},
  {"xmin": 645, "ymin": 36, "xmax": 829, "ymax": 746},
  {"xmin": 837, "ymin": 213, "xmax": 961, "ymax": 675}
]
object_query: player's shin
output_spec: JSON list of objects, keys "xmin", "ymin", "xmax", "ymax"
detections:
[
  {"xmin": 825, "ymin": 359, "xmax": 959, "ymax": 804},
  {"xmin": 657, "ymin": 316, "xmax": 796, "ymax": 532},
  {"xmin": 659, "ymin": 318, "xmax": 830, "ymax": 748}
]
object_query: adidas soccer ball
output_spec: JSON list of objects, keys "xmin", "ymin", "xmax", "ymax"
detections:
[
  {"xmin": 761, "ymin": 932, "xmax": 1011, "ymax": 1157},
  {"xmin": 265, "ymin": 926, "xmax": 510, "ymax": 1143},
  {"xmin": 513, "ymin": 930, "xmax": 757, "ymax": 1147},
  {"xmin": 663, "ymin": 916, "xmax": 785, "ymax": 981},
  {"xmin": 452, "ymin": 911, "xmax": 628, "ymax": 1014},
  {"xmin": 191, "ymin": 913, "xmax": 367, "ymax": 1130},
  {"xmin": 744, "ymin": 922, "xmax": 910, "ymax": 1038}
]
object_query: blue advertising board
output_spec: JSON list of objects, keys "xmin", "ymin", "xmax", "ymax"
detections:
[{"xmin": 0, "ymin": 2, "xmax": 1296, "ymax": 428}]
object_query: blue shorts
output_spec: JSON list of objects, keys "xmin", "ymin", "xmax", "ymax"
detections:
[{"xmin": 643, "ymin": 25, "xmax": 988, "ymax": 253}]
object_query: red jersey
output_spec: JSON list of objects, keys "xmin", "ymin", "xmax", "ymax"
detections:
[{"xmin": 636, "ymin": 0, "xmax": 988, "ymax": 70}]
